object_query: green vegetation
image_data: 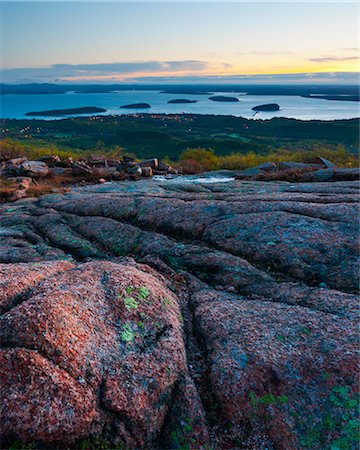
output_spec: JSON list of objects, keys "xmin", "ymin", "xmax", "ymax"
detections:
[
  {"xmin": 124, "ymin": 297, "xmax": 138, "ymax": 310},
  {"xmin": 125, "ymin": 286, "xmax": 134, "ymax": 295},
  {"xmin": 137, "ymin": 287, "xmax": 149, "ymax": 299},
  {"xmin": 1, "ymin": 114, "xmax": 358, "ymax": 167},
  {"xmin": 120, "ymin": 324, "xmax": 135, "ymax": 343},
  {"xmin": 170, "ymin": 418, "xmax": 196, "ymax": 450},
  {"xmin": 298, "ymin": 386, "xmax": 358, "ymax": 449},
  {"xmin": 162, "ymin": 297, "xmax": 172, "ymax": 309},
  {"xmin": 249, "ymin": 392, "xmax": 288, "ymax": 408},
  {"xmin": 8, "ymin": 442, "xmax": 36, "ymax": 450},
  {"xmin": 78, "ymin": 436, "xmax": 125, "ymax": 450}
]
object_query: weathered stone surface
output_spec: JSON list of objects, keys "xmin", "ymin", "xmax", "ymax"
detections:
[
  {"xmin": 254, "ymin": 161, "xmax": 278, "ymax": 172},
  {"xmin": 313, "ymin": 156, "xmax": 336, "ymax": 168},
  {"xmin": 0, "ymin": 178, "xmax": 358, "ymax": 449},
  {"xmin": 21, "ymin": 161, "xmax": 49, "ymax": 177},
  {"xmin": 0, "ymin": 260, "xmax": 75, "ymax": 313},
  {"xmin": 37, "ymin": 155, "xmax": 61, "ymax": 167},
  {"xmin": 279, "ymin": 162, "xmax": 323, "ymax": 170},
  {"xmin": 71, "ymin": 161, "xmax": 93, "ymax": 176},
  {"xmin": 191, "ymin": 286, "xmax": 359, "ymax": 450},
  {"xmin": 141, "ymin": 166, "xmax": 153, "ymax": 177},
  {"xmin": 333, "ymin": 167, "xmax": 360, "ymax": 181},
  {"xmin": 138, "ymin": 158, "xmax": 158, "ymax": 169},
  {"xmin": 0, "ymin": 260, "xmax": 187, "ymax": 447},
  {"xmin": 235, "ymin": 167, "xmax": 263, "ymax": 178},
  {"xmin": 87, "ymin": 154, "xmax": 107, "ymax": 166}
]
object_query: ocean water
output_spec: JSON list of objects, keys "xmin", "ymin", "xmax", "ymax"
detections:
[{"xmin": 1, "ymin": 90, "xmax": 359, "ymax": 121}]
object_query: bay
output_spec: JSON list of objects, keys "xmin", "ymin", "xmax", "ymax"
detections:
[{"xmin": 1, "ymin": 90, "xmax": 359, "ymax": 121}]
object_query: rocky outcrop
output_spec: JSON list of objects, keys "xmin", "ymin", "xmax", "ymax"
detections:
[
  {"xmin": 2, "ymin": 158, "xmax": 48, "ymax": 178},
  {"xmin": 37, "ymin": 155, "xmax": 61, "ymax": 167},
  {"xmin": 0, "ymin": 178, "xmax": 359, "ymax": 449},
  {"xmin": 1, "ymin": 260, "xmax": 189, "ymax": 448}
]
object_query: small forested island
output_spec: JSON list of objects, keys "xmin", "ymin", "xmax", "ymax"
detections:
[
  {"xmin": 167, "ymin": 99, "xmax": 197, "ymax": 104},
  {"xmin": 120, "ymin": 103, "xmax": 151, "ymax": 109},
  {"xmin": 25, "ymin": 107, "xmax": 106, "ymax": 116},
  {"xmin": 209, "ymin": 95, "xmax": 239, "ymax": 102},
  {"xmin": 252, "ymin": 103, "xmax": 280, "ymax": 111}
]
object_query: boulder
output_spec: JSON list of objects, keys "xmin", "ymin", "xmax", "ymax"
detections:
[
  {"xmin": 278, "ymin": 162, "xmax": 322, "ymax": 170},
  {"xmin": 254, "ymin": 162, "xmax": 278, "ymax": 172},
  {"xmin": 307, "ymin": 168, "xmax": 360, "ymax": 182},
  {"xmin": 37, "ymin": 155, "xmax": 61, "ymax": 167},
  {"xmin": 6, "ymin": 177, "xmax": 32, "ymax": 189},
  {"xmin": 18, "ymin": 178, "xmax": 31, "ymax": 190},
  {"xmin": 50, "ymin": 167, "xmax": 68, "ymax": 176},
  {"xmin": 95, "ymin": 167, "xmax": 116, "ymax": 178},
  {"xmin": 126, "ymin": 165, "xmax": 142, "ymax": 175},
  {"xmin": 71, "ymin": 161, "xmax": 93, "ymax": 176},
  {"xmin": 138, "ymin": 158, "xmax": 158, "ymax": 169},
  {"xmin": 107, "ymin": 159, "xmax": 121, "ymax": 167},
  {"xmin": 141, "ymin": 167, "xmax": 153, "ymax": 177},
  {"xmin": 0, "ymin": 260, "xmax": 186, "ymax": 447},
  {"xmin": 333, "ymin": 168, "xmax": 360, "ymax": 181},
  {"xmin": 167, "ymin": 166, "xmax": 179, "ymax": 175},
  {"xmin": 87, "ymin": 154, "xmax": 107, "ymax": 167},
  {"xmin": 20, "ymin": 161, "xmax": 49, "ymax": 178},
  {"xmin": 313, "ymin": 157, "xmax": 335, "ymax": 168},
  {"xmin": 308, "ymin": 168, "xmax": 334, "ymax": 182},
  {"xmin": 123, "ymin": 156, "xmax": 135, "ymax": 163},
  {"xmin": 6, "ymin": 157, "xmax": 27, "ymax": 166},
  {"xmin": 3, "ymin": 158, "xmax": 28, "ymax": 177},
  {"xmin": 157, "ymin": 161, "xmax": 170, "ymax": 172},
  {"xmin": 192, "ymin": 287, "xmax": 358, "ymax": 450},
  {"xmin": 57, "ymin": 157, "xmax": 74, "ymax": 168},
  {"xmin": 235, "ymin": 167, "xmax": 263, "ymax": 179}
]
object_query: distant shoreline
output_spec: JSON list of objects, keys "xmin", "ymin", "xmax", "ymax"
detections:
[{"xmin": 1, "ymin": 83, "xmax": 359, "ymax": 100}]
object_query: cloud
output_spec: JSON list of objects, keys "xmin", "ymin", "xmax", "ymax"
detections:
[
  {"xmin": 1, "ymin": 60, "xmax": 226, "ymax": 83},
  {"xmin": 236, "ymin": 50, "xmax": 294, "ymax": 56},
  {"xmin": 115, "ymin": 72, "xmax": 360, "ymax": 85},
  {"xmin": 309, "ymin": 55, "xmax": 358, "ymax": 63}
]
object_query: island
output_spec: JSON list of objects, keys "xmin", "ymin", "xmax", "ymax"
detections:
[
  {"xmin": 167, "ymin": 99, "xmax": 197, "ymax": 104},
  {"xmin": 208, "ymin": 96, "xmax": 239, "ymax": 102},
  {"xmin": 25, "ymin": 107, "xmax": 106, "ymax": 116},
  {"xmin": 120, "ymin": 103, "xmax": 151, "ymax": 109},
  {"xmin": 252, "ymin": 103, "xmax": 280, "ymax": 111}
]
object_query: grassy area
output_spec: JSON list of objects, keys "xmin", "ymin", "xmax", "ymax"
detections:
[{"xmin": 173, "ymin": 146, "xmax": 358, "ymax": 171}]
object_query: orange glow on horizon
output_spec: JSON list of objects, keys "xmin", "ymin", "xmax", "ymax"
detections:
[{"xmin": 61, "ymin": 60, "xmax": 359, "ymax": 82}]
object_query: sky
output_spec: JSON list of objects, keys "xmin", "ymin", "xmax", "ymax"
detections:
[{"xmin": 1, "ymin": 1, "xmax": 359, "ymax": 84}]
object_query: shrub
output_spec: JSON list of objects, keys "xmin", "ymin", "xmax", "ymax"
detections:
[
  {"xmin": 0, "ymin": 139, "xmax": 26, "ymax": 161},
  {"xmin": 179, "ymin": 148, "xmax": 218, "ymax": 173}
]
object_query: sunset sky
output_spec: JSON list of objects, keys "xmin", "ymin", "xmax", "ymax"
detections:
[{"xmin": 1, "ymin": 1, "xmax": 359, "ymax": 84}]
